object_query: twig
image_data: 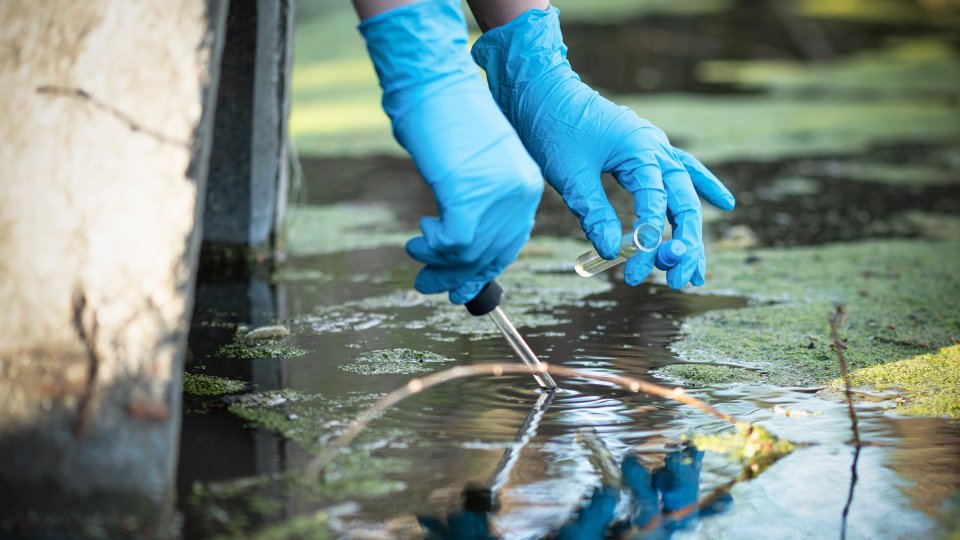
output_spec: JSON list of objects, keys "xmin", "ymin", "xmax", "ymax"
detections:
[
  {"xmin": 829, "ymin": 306, "xmax": 861, "ymax": 540},
  {"xmin": 304, "ymin": 363, "xmax": 745, "ymax": 481}
]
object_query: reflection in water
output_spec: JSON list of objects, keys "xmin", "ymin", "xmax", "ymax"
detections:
[
  {"xmin": 557, "ymin": 442, "xmax": 733, "ymax": 539},
  {"xmin": 177, "ymin": 241, "xmax": 960, "ymax": 538},
  {"xmin": 177, "ymin": 243, "xmax": 960, "ymax": 539}
]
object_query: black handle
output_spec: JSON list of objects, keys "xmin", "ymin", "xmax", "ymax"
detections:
[{"xmin": 464, "ymin": 280, "xmax": 503, "ymax": 316}]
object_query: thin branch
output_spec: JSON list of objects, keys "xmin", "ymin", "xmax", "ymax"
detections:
[
  {"xmin": 304, "ymin": 362, "xmax": 746, "ymax": 481},
  {"xmin": 829, "ymin": 306, "xmax": 861, "ymax": 540}
]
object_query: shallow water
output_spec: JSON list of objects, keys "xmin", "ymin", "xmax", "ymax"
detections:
[
  {"xmin": 179, "ymin": 150, "xmax": 959, "ymax": 538},
  {"xmin": 179, "ymin": 0, "xmax": 960, "ymax": 536}
]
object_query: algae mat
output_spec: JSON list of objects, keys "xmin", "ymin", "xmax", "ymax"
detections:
[
  {"xmin": 662, "ymin": 240, "xmax": 960, "ymax": 415},
  {"xmin": 828, "ymin": 344, "xmax": 960, "ymax": 418}
]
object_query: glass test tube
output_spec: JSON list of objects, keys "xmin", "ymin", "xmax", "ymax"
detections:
[
  {"xmin": 487, "ymin": 306, "xmax": 558, "ymax": 390},
  {"xmin": 574, "ymin": 223, "xmax": 662, "ymax": 278}
]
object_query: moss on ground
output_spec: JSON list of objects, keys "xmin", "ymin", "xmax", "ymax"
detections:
[
  {"xmin": 182, "ymin": 373, "xmax": 248, "ymax": 396},
  {"xmin": 669, "ymin": 240, "xmax": 960, "ymax": 391},
  {"xmin": 340, "ymin": 348, "xmax": 454, "ymax": 375},
  {"xmin": 828, "ymin": 344, "xmax": 960, "ymax": 418},
  {"xmin": 657, "ymin": 364, "xmax": 763, "ymax": 386}
]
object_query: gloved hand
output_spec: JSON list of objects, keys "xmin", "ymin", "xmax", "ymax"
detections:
[
  {"xmin": 621, "ymin": 455, "xmax": 661, "ymax": 528},
  {"xmin": 472, "ymin": 7, "xmax": 735, "ymax": 289},
  {"xmin": 653, "ymin": 445, "xmax": 704, "ymax": 531},
  {"xmin": 360, "ymin": 0, "xmax": 543, "ymax": 304},
  {"xmin": 555, "ymin": 486, "xmax": 620, "ymax": 540}
]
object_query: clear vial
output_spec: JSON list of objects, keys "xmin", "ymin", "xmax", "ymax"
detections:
[
  {"xmin": 488, "ymin": 306, "xmax": 558, "ymax": 390},
  {"xmin": 574, "ymin": 223, "xmax": 661, "ymax": 278}
]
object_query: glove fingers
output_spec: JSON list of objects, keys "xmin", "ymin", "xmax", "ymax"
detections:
[
  {"xmin": 426, "ymin": 207, "xmax": 483, "ymax": 258},
  {"xmin": 448, "ymin": 226, "xmax": 529, "ymax": 304},
  {"xmin": 413, "ymin": 222, "xmax": 528, "ymax": 303},
  {"xmin": 666, "ymin": 208, "xmax": 703, "ymax": 290},
  {"xmin": 413, "ymin": 264, "xmax": 471, "ymax": 295},
  {"xmin": 405, "ymin": 235, "xmax": 437, "ymax": 266},
  {"xmin": 623, "ymin": 169, "xmax": 668, "ymax": 285},
  {"xmin": 659, "ymin": 162, "xmax": 702, "ymax": 289},
  {"xmin": 557, "ymin": 172, "xmax": 622, "ymax": 260},
  {"xmin": 673, "ymin": 148, "xmax": 736, "ymax": 211}
]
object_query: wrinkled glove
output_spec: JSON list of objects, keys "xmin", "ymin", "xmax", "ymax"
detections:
[
  {"xmin": 472, "ymin": 7, "xmax": 735, "ymax": 289},
  {"xmin": 360, "ymin": 0, "xmax": 543, "ymax": 304}
]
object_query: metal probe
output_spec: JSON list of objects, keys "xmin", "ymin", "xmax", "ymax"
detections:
[{"xmin": 464, "ymin": 280, "xmax": 558, "ymax": 390}]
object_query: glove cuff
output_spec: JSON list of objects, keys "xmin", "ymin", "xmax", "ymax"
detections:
[
  {"xmin": 359, "ymin": 0, "xmax": 478, "ymax": 122},
  {"xmin": 471, "ymin": 6, "xmax": 576, "ymax": 126}
]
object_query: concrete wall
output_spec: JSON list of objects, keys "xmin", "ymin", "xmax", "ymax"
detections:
[
  {"xmin": 0, "ymin": 1, "xmax": 227, "ymax": 535},
  {"xmin": 203, "ymin": 0, "xmax": 294, "ymax": 257}
]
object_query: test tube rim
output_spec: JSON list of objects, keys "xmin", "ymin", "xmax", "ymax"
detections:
[{"xmin": 633, "ymin": 222, "xmax": 662, "ymax": 253}]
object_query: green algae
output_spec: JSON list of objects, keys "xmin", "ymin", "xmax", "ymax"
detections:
[
  {"xmin": 271, "ymin": 267, "xmax": 331, "ymax": 284},
  {"xmin": 552, "ymin": 0, "xmax": 731, "ymax": 21},
  {"xmin": 216, "ymin": 327, "xmax": 307, "ymax": 360},
  {"xmin": 809, "ymin": 160, "xmax": 957, "ymax": 186},
  {"xmin": 285, "ymin": 204, "xmax": 413, "ymax": 256},
  {"xmin": 900, "ymin": 211, "xmax": 960, "ymax": 242},
  {"xmin": 755, "ymin": 177, "xmax": 821, "ymax": 200},
  {"xmin": 698, "ymin": 39, "xmax": 960, "ymax": 98},
  {"xmin": 223, "ymin": 390, "xmax": 410, "ymax": 512},
  {"xmin": 291, "ymin": 28, "xmax": 960, "ymax": 162},
  {"xmin": 670, "ymin": 240, "xmax": 960, "ymax": 387},
  {"xmin": 182, "ymin": 373, "xmax": 248, "ymax": 396},
  {"xmin": 290, "ymin": 0, "xmax": 960, "ymax": 162},
  {"xmin": 828, "ymin": 344, "xmax": 960, "ymax": 418},
  {"xmin": 296, "ymin": 236, "xmax": 611, "ymax": 340},
  {"xmin": 340, "ymin": 348, "xmax": 454, "ymax": 375},
  {"xmin": 227, "ymin": 390, "xmax": 352, "ymax": 450},
  {"xmin": 689, "ymin": 423, "xmax": 797, "ymax": 478},
  {"xmin": 215, "ymin": 388, "xmax": 409, "ymax": 532},
  {"xmin": 790, "ymin": 0, "xmax": 949, "ymax": 23},
  {"xmin": 241, "ymin": 512, "xmax": 333, "ymax": 540},
  {"xmin": 621, "ymin": 94, "xmax": 960, "ymax": 164},
  {"xmin": 657, "ymin": 364, "xmax": 763, "ymax": 386}
]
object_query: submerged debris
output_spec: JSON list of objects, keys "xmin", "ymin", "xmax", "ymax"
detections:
[
  {"xmin": 690, "ymin": 423, "xmax": 796, "ymax": 478},
  {"xmin": 243, "ymin": 325, "xmax": 291, "ymax": 343},
  {"xmin": 216, "ymin": 326, "xmax": 306, "ymax": 360}
]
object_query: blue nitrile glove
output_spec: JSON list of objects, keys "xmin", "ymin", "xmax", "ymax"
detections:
[
  {"xmin": 654, "ymin": 445, "xmax": 704, "ymax": 531},
  {"xmin": 555, "ymin": 486, "xmax": 620, "ymax": 540},
  {"xmin": 472, "ymin": 7, "xmax": 735, "ymax": 290},
  {"xmin": 621, "ymin": 455, "xmax": 662, "ymax": 529},
  {"xmin": 360, "ymin": 0, "xmax": 543, "ymax": 304}
]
